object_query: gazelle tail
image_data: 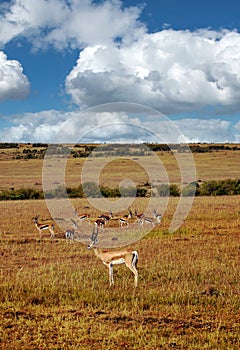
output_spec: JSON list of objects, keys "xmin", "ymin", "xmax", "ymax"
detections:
[{"xmin": 132, "ymin": 250, "xmax": 138, "ymax": 268}]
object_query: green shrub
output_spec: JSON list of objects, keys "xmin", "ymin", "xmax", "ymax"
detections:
[
  {"xmin": 169, "ymin": 184, "xmax": 180, "ymax": 197},
  {"xmin": 0, "ymin": 188, "xmax": 44, "ymax": 200},
  {"xmin": 198, "ymin": 179, "xmax": 238, "ymax": 196},
  {"xmin": 119, "ymin": 186, "xmax": 137, "ymax": 197},
  {"xmin": 136, "ymin": 187, "xmax": 148, "ymax": 197},
  {"xmin": 182, "ymin": 184, "xmax": 197, "ymax": 197},
  {"xmin": 156, "ymin": 184, "xmax": 170, "ymax": 197},
  {"xmin": 66, "ymin": 185, "xmax": 84, "ymax": 198},
  {"xmin": 100, "ymin": 186, "xmax": 121, "ymax": 198},
  {"xmin": 45, "ymin": 186, "xmax": 67, "ymax": 199},
  {"xmin": 82, "ymin": 182, "xmax": 101, "ymax": 197}
]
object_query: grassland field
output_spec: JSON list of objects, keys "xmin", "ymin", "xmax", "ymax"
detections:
[
  {"xmin": 0, "ymin": 145, "xmax": 239, "ymax": 349},
  {"xmin": 0, "ymin": 145, "xmax": 240, "ymax": 190}
]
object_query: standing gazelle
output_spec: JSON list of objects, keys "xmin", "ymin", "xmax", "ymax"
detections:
[
  {"xmin": 118, "ymin": 209, "xmax": 133, "ymax": 228},
  {"xmin": 98, "ymin": 212, "xmax": 113, "ymax": 226},
  {"xmin": 94, "ymin": 218, "xmax": 105, "ymax": 231},
  {"xmin": 119, "ymin": 217, "xmax": 129, "ymax": 228},
  {"xmin": 88, "ymin": 229, "xmax": 138, "ymax": 287},
  {"xmin": 33, "ymin": 215, "xmax": 54, "ymax": 239},
  {"xmin": 153, "ymin": 209, "xmax": 162, "ymax": 225},
  {"xmin": 134, "ymin": 209, "xmax": 145, "ymax": 227},
  {"xmin": 65, "ymin": 219, "xmax": 78, "ymax": 244},
  {"xmin": 74, "ymin": 210, "xmax": 90, "ymax": 224},
  {"xmin": 142, "ymin": 216, "xmax": 154, "ymax": 226}
]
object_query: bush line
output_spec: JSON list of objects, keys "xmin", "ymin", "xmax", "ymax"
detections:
[{"xmin": 1, "ymin": 179, "xmax": 240, "ymax": 200}]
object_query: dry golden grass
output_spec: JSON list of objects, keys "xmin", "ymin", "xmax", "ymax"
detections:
[
  {"xmin": 0, "ymin": 196, "xmax": 239, "ymax": 349},
  {"xmin": 1, "ymin": 147, "xmax": 240, "ymax": 189},
  {"xmin": 0, "ymin": 145, "xmax": 239, "ymax": 349}
]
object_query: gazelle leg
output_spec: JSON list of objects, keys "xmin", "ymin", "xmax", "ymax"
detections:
[
  {"xmin": 134, "ymin": 269, "xmax": 138, "ymax": 287},
  {"xmin": 38, "ymin": 228, "xmax": 42, "ymax": 239},
  {"xmin": 49, "ymin": 226, "xmax": 54, "ymax": 239},
  {"xmin": 125, "ymin": 255, "xmax": 138, "ymax": 287},
  {"xmin": 128, "ymin": 266, "xmax": 138, "ymax": 287},
  {"xmin": 127, "ymin": 264, "xmax": 138, "ymax": 287},
  {"xmin": 108, "ymin": 264, "xmax": 114, "ymax": 287}
]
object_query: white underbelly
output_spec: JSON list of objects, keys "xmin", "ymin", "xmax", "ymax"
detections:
[{"xmin": 111, "ymin": 258, "xmax": 125, "ymax": 265}]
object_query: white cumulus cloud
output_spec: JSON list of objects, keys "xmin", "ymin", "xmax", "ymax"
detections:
[
  {"xmin": 65, "ymin": 29, "xmax": 240, "ymax": 114},
  {"xmin": 0, "ymin": 51, "xmax": 30, "ymax": 102},
  {"xmin": 174, "ymin": 119, "xmax": 234, "ymax": 143},
  {"xmin": 0, "ymin": 0, "xmax": 144, "ymax": 103},
  {"xmin": 0, "ymin": 0, "xmax": 239, "ymax": 144},
  {"xmin": 0, "ymin": 108, "xmax": 238, "ymax": 144},
  {"xmin": 0, "ymin": 0, "xmax": 144, "ymax": 50}
]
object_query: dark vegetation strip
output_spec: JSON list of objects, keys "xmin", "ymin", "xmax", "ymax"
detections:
[
  {"xmin": 1, "ymin": 142, "xmax": 240, "ymax": 160},
  {"xmin": 1, "ymin": 179, "xmax": 240, "ymax": 200}
]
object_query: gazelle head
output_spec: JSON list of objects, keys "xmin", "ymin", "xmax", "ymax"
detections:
[
  {"xmin": 33, "ymin": 215, "xmax": 39, "ymax": 224},
  {"xmin": 128, "ymin": 208, "xmax": 133, "ymax": 218},
  {"xmin": 153, "ymin": 209, "xmax": 161, "ymax": 216}
]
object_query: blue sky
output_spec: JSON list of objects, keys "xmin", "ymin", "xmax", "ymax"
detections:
[{"xmin": 0, "ymin": 0, "xmax": 240, "ymax": 143}]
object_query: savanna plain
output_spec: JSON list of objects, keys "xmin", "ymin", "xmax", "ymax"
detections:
[{"xmin": 0, "ymin": 145, "xmax": 239, "ymax": 349}]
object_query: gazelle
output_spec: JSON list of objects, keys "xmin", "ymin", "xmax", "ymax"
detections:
[
  {"xmin": 94, "ymin": 218, "xmax": 105, "ymax": 231},
  {"xmin": 65, "ymin": 228, "xmax": 75, "ymax": 243},
  {"xmin": 142, "ymin": 216, "xmax": 155, "ymax": 226},
  {"xmin": 119, "ymin": 217, "xmax": 129, "ymax": 228},
  {"xmin": 153, "ymin": 209, "xmax": 162, "ymax": 225},
  {"xmin": 122, "ymin": 209, "xmax": 133, "ymax": 220},
  {"xmin": 98, "ymin": 212, "xmax": 113, "ymax": 226},
  {"xmin": 88, "ymin": 229, "xmax": 138, "ymax": 287},
  {"xmin": 65, "ymin": 219, "xmax": 78, "ymax": 244},
  {"xmin": 118, "ymin": 209, "xmax": 133, "ymax": 228},
  {"xmin": 74, "ymin": 210, "xmax": 90, "ymax": 223},
  {"xmin": 33, "ymin": 215, "xmax": 54, "ymax": 239},
  {"xmin": 134, "ymin": 209, "xmax": 145, "ymax": 226}
]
